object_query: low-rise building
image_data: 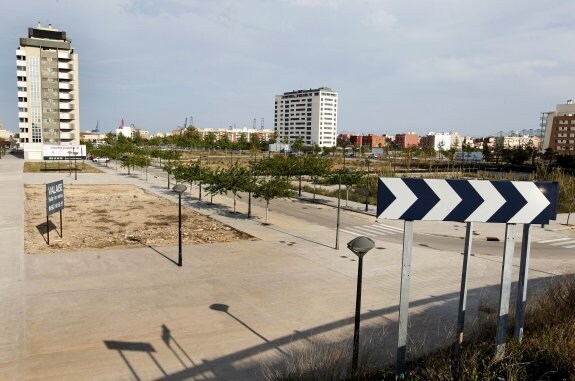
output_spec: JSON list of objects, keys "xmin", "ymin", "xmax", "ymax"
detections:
[{"xmin": 395, "ymin": 133, "xmax": 420, "ymax": 148}]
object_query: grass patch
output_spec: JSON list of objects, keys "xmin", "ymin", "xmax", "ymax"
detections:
[
  {"xmin": 24, "ymin": 161, "xmax": 103, "ymax": 173},
  {"xmin": 265, "ymin": 276, "xmax": 575, "ymax": 381}
]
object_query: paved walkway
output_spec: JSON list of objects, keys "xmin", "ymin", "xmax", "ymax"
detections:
[{"xmin": 1, "ymin": 155, "xmax": 574, "ymax": 380}]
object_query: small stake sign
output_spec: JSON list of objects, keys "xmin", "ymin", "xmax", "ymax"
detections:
[{"xmin": 45, "ymin": 180, "xmax": 64, "ymax": 244}]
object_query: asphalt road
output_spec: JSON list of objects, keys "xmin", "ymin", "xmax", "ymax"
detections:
[{"xmin": 108, "ymin": 161, "xmax": 574, "ymax": 259}]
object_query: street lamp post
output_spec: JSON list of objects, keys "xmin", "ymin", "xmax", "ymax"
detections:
[
  {"xmin": 364, "ymin": 159, "xmax": 370, "ymax": 212},
  {"xmin": 73, "ymin": 147, "xmax": 78, "ymax": 180},
  {"xmin": 347, "ymin": 236, "xmax": 375, "ymax": 376},
  {"xmin": 335, "ymin": 170, "xmax": 342, "ymax": 249},
  {"xmin": 172, "ymin": 184, "xmax": 187, "ymax": 267}
]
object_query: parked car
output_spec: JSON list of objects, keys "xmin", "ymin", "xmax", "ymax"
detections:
[{"xmin": 94, "ymin": 157, "xmax": 110, "ymax": 163}]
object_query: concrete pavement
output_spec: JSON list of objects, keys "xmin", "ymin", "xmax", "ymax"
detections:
[{"xmin": 1, "ymin": 155, "xmax": 574, "ymax": 380}]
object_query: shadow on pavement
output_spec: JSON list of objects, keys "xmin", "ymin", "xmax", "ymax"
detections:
[{"xmin": 103, "ymin": 274, "xmax": 566, "ymax": 380}]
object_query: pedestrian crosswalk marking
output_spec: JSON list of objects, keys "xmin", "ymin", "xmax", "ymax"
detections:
[
  {"xmin": 339, "ymin": 223, "xmax": 403, "ymax": 238},
  {"xmin": 550, "ymin": 240, "xmax": 575, "ymax": 246},
  {"xmin": 370, "ymin": 224, "xmax": 404, "ymax": 233},
  {"xmin": 538, "ymin": 237, "xmax": 571, "ymax": 244},
  {"xmin": 340, "ymin": 229, "xmax": 361, "ymax": 236},
  {"xmin": 353, "ymin": 226, "xmax": 389, "ymax": 235}
]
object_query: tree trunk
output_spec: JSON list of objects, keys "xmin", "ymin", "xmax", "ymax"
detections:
[
  {"xmin": 265, "ymin": 202, "xmax": 269, "ymax": 224},
  {"xmin": 233, "ymin": 195, "xmax": 237, "ymax": 214}
]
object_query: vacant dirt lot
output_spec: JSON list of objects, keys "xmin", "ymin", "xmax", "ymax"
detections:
[{"xmin": 24, "ymin": 184, "xmax": 254, "ymax": 254}]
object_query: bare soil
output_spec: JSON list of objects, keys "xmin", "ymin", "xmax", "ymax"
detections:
[{"xmin": 24, "ymin": 184, "xmax": 254, "ymax": 254}]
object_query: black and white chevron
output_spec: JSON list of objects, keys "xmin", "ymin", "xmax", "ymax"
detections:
[{"xmin": 377, "ymin": 178, "xmax": 558, "ymax": 224}]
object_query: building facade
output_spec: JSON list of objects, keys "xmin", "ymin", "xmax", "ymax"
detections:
[
  {"xmin": 394, "ymin": 133, "xmax": 420, "ymax": 148},
  {"xmin": 274, "ymin": 87, "xmax": 338, "ymax": 147},
  {"xmin": 194, "ymin": 127, "xmax": 274, "ymax": 143},
  {"xmin": 543, "ymin": 100, "xmax": 575, "ymax": 155},
  {"xmin": 17, "ymin": 23, "xmax": 80, "ymax": 159}
]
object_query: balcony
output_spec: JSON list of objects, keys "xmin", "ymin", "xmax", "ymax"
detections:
[
  {"xmin": 58, "ymin": 82, "xmax": 74, "ymax": 90},
  {"xmin": 18, "ymin": 112, "xmax": 28, "ymax": 118},
  {"xmin": 18, "ymin": 91, "xmax": 27, "ymax": 98},
  {"xmin": 58, "ymin": 51, "xmax": 71, "ymax": 60},
  {"xmin": 60, "ymin": 132, "xmax": 75, "ymax": 140},
  {"xmin": 59, "ymin": 92, "xmax": 74, "ymax": 100},
  {"xmin": 59, "ymin": 102, "xmax": 74, "ymax": 111},
  {"xmin": 17, "ymin": 81, "xmax": 27, "ymax": 88},
  {"xmin": 59, "ymin": 123, "xmax": 75, "ymax": 130},
  {"xmin": 59, "ymin": 112, "xmax": 74, "ymax": 120},
  {"xmin": 58, "ymin": 73, "xmax": 74, "ymax": 81},
  {"xmin": 17, "ymin": 59, "xmax": 26, "ymax": 66},
  {"xmin": 58, "ymin": 62, "xmax": 72, "ymax": 70},
  {"xmin": 18, "ymin": 102, "xmax": 27, "ymax": 108},
  {"xmin": 17, "ymin": 70, "xmax": 26, "ymax": 77}
]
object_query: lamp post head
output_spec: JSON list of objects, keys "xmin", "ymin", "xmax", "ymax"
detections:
[
  {"xmin": 172, "ymin": 184, "xmax": 187, "ymax": 194},
  {"xmin": 347, "ymin": 236, "xmax": 375, "ymax": 257}
]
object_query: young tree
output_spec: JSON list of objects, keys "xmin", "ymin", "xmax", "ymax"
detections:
[
  {"xmin": 205, "ymin": 168, "xmax": 228, "ymax": 204},
  {"xmin": 330, "ymin": 169, "xmax": 363, "ymax": 206},
  {"xmin": 223, "ymin": 163, "xmax": 252, "ymax": 214},
  {"xmin": 303, "ymin": 155, "xmax": 332, "ymax": 200},
  {"xmin": 253, "ymin": 177, "xmax": 294, "ymax": 224}
]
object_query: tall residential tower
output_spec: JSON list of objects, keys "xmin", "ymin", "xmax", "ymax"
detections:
[
  {"xmin": 274, "ymin": 87, "xmax": 338, "ymax": 147},
  {"xmin": 17, "ymin": 23, "xmax": 80, "ymax": 159}
]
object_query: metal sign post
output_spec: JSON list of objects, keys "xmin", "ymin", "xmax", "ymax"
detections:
[
  {"xmin": 514, "ymin": 224, "xmax": 532, "ymax": 342},
  {"xmin": 45, "ymin": 180, "xmax": 64, "ymax": 245},
  {"xmin": 396, "ymin": 220, "xmax": 413, "ymax": 375},
  {"xmin": 376, "ymin": 177, "xmax": 559, "ymax": 375},
  {"xmin": 455, "ymin": 221, "xmax": 473, "ymax": 350},
  {"xmin": 496, "ymin": 223, "xmax": 517, "ymax": 356}
]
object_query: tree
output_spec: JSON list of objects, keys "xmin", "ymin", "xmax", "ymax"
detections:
[
  {"xmin": 223, "ymin": 163, "xmax": 252, "ymax": 214},
  {"xmin": 205, "ymin": 168, "xmax": 227, "ymax": 204},
  {"xmin": 237, "ymin": 133, "xmax": 249, "ymax": 151},
  {"xmin": 330, "ymin": 169, "xmax": 363, "ymax": 206},
  {"xmin": 253, "ymin": 177, "xmax": 294, "ymax": 224},
  {"xmin": 303, "ymin": 156, "xmax": 332, "ymax": 200},
  {"xmin": 291, "ymin": 137, "xmax": 304, "ymax": 154}
]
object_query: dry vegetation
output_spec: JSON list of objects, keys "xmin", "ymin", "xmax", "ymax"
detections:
[
  {"xmin": 24, "ymin": 161, "xmax": 103, "ymax": 173},
  {"xmin": 24, "ymin": 184, "xmax": 254, "ymax": 254}
]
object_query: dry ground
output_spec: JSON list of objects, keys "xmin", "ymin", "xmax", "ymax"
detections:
[
  {"xmin": 24, "ymin": 161, "xmax": 104, "ymax": 173},
  {"xmin": 24, "ymin": 184, "xmax": 254, "ymax": 254}
]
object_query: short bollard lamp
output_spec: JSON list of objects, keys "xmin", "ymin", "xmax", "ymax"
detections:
[
  {"xmin": 347, "ymin": 236, "xmax": 375, "ymax": 376},
  {"xmin": 172, "ymin": 184, "xmax": 187, "ymax": 267}
]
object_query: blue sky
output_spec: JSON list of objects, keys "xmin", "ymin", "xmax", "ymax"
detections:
[{"xmin": 0, "ymin": 0, "xmax": 573, "ymax": 137}]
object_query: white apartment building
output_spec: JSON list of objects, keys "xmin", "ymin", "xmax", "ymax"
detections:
[
  {"xmin": 274, "ymin": 87, "xmax": 338, "ymax": 147},
  {"xmin": 420, "ymin": 132, "xmax": 452, "ymax": 152},
  {"xmin": 193, "ymin": 127, "xmax": 275, "ymax": 143},
  {"xmin": 17, "ymin": 23, "xmax": 80, "ymax": 159}
]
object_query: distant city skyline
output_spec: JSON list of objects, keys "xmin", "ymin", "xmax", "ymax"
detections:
[{"xmin": 0, "ymin": 1, "xmax": 574, "ymax": 137}]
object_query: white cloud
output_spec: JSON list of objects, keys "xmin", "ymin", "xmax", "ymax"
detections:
[{"xmin": 363, "ymin": 8, "xmax": 397, "ymax": 31}]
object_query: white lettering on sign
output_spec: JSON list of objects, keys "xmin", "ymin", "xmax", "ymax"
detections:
[{"xmin": 47, "ymin": 183, "xmax": 63, "ymax": 195}]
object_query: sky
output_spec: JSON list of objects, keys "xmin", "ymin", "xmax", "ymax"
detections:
[{"xmin": 0, "ymin": 0, "xmax": 574, "ymax": 137}]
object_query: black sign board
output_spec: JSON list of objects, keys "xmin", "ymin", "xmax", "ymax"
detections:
[{"xmin": 46, "ymin": 180, "xmax": 64, "ymax": 215}]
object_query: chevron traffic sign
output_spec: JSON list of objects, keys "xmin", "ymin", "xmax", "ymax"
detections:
[{"xmin": 377, "ymin": 178, "xmax": 558, "ymax": 224}]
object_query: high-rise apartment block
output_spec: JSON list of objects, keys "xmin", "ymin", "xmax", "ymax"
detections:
[
  {"xmin": 542, "ymin": 100, "xmax": 575, "ymax": 155},
  {"xmin": 274, "ymin": 87, "xmax": 338, "ymax": 147},
  {"xmin": 16, "ymin": 23, "xmax": 80, "ymax": 159}
]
